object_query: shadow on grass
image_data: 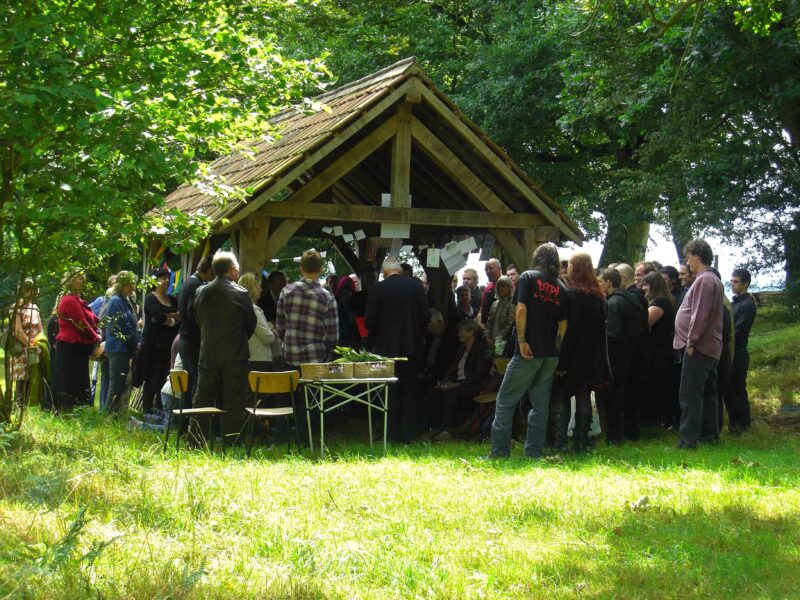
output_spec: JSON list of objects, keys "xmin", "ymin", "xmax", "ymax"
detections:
[{"xmin": 524, "ymin": 503, "xmax": 800, "ymax": 598}]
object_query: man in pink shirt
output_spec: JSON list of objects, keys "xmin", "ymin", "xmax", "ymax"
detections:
[{"xmin": 673, "ymin": 239, "xmax": 724, "ymax": 448}]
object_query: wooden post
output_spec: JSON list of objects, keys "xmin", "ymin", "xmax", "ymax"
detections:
[
  {"xmin": 239, "ymin": 214, "xmax": 270, "ymax": 274},
  {"xmin": 390, "ymin": 104, "xmax": 413, "ymax": 208}
]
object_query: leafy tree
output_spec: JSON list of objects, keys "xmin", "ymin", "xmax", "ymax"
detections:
[{"xmin": 0, "ymin": 0, "xmax": 326, "ymax": 426}]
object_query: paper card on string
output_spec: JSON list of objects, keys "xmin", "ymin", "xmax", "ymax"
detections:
[
  {"xmin": 354, "ymin": 229, "xmax": 366, "ymax": 240},
  {"xmin": 458, "ymin": 237, "xmax": 478, "ymax": 255},
  {"xmin": 400, "ymin": 245, "xmax": 413, "ymax": 254},
  {"xmin": 426, "ymin": 248, "xmax": 441, "ymax": 268},
  {"xmin": 441, "ymin": 241, "xmax": 461, "ymax": 261},
  {"xmin": 342, "ymin": 234, "xmax": 354, "ymax": 242},
  {"xmin": 381, "ymin": 193, "xmax": 392, "ymax": 208},
  {"xmin": 332, "ymin": 226, "xmax": 344, "ymax": 236},
  {"xmin": 322, "ymin": 226, "xmax": 333, "ymax": 235},
  {"xmin": 387, "ymin": 238, "xmax": 403, "ymax": 261},
  {"xmin": 443, "ymin": 252, "xmax": 467, "ymax": 275},
  {"xmin": 380, "ymin": 222, "xmax": 410, "ymax": 239}
]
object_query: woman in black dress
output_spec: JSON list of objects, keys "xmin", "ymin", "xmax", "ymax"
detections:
[
  {"xmin": 549, "ymin": 253, "xmax": 610, "ymax": 452},
  {"xmin": 133, "ymin": 268, "xmax": 180, "ymax": 413},
  {"xmin": 641, "ymin": 271, "xmax": 677, "ymax": 428}
]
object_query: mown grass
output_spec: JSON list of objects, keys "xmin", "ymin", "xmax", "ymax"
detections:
[
  {"xmin": 748, "ymin": 306, "xmax": 800, "ymax": 412},
  {"xmin": 1, "ymin": 304, "xmax": 798, "ymax": 599},
  {"xmin": 1, "ymin": 408, "xmax": 799, "ymax": 599}
]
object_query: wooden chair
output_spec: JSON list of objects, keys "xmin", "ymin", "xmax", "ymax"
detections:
[
  {"xmin": 245, "ymin": 370, "xmax": 301, "ymax": 457},
  {"xmin": 162, "ymin": 369, "xmax": 224, "ymax": 453}
]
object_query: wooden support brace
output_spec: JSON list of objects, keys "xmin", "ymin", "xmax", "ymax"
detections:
[{"xmin": 391, "ymin": 104, "xmax": 413, "ymax": 208}]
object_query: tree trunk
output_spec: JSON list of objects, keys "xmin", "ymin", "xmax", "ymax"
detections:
[
  {"xmin": 784, "ymin": 213, "xmax": 800, "ymax": 303},
  {"xmin": 599, "ymin": 218, "xmax": 651, "ymax": 267},
  {"xmin": 667, "ymin": 199, "xmax": 693, "ymax": 264}
]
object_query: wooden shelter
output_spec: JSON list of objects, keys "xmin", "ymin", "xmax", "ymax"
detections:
[{"xmin": 155, "ymin": 58, "xmax": 582, "ymax": 290}]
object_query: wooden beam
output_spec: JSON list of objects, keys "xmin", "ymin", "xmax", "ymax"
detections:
[
  {"xmin": 411, "ymin": 120, "xmax": 509, "ymax": 214},
  {"xmin": 417, "ymin": 85, "xmax": 581, "ymax": 242},
  {"xmin": 257, "ymin": 201, "xmax": 544, "ymax": 229},
  {"xmin": 263, "ymin": 218, "xmax": 305, "ymax": 263},
  {"xmin": 277, "ymin": 116, "xmax": 397, "ymax": 207},
  {"xmin": 491, "ymin": 229, "xmax": 528, "ymax": 272},
  {"xmin": 223, "ymin": 81, "xmax": 415, "ymax": 228},
  {"xmin": 390, "ymin": 104, "xmax": 413, "ymax": 208}
]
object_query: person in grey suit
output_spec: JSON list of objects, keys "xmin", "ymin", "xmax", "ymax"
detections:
[
  {"xmin": 191, "ymin": 251, "xmax": 257, "ymax": 446},
  {"xmin": 365, "ymin": 260, "xmax": 430, "ymax": 442}
]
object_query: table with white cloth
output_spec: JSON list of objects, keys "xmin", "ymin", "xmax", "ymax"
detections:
[{"xmin": 299, "ymin": 376, "xmax": 398, "ymax": 457}]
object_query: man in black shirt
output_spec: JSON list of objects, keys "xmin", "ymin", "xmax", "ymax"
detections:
[
  {"xmin": 177, "ymin": 255, "xmax": 213, "ymax": 402},
  {"xmin": 489, "ymin": 243, "xmax": 566, "ymax": 459},
  {"xmin": 725, "ymin": 268, "xmax": 757, "ymax": 433}
]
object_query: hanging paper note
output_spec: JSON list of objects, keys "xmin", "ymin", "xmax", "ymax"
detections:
[
  {"xmin": 342, "ymin": 234, "xmax": 354, "ymax": 242},
  {"xmin": 322, "ymin": 226, "xmax": 333, "ymax": 234},
  {"xmin": 400, "ymin": 245, "xmax": 413, "ymax": 254},
  {"xmin": 387, "ymin": 238, "xmax": 403, "ymax": 261},
  {"xmin": 426, "ymin": 248, "xmax": 441, "ymax": 268},
  {"xmin": 479, "ymin": 235, "xmax": 495, "ymax": 261},
  {"xmin": 332, "ymin": 226, "xmax": 344, "ymax": 236},
  {"xmin": 458, "ymin": 237, "xmax": 478, "ymax": 255},
  {"xmin": 441, "ymin": 241, "xmax": 461, "ymax": 261},
  {"xmin": 354, "ymin": 229, "xmax": 366, "ymax": 240},
  {"xmin": 380, "ymin": 222, "xmax": 410, "ymax": 239},
  {"xmin": 381, "ymin": 193, "xmax": 392, "ymax": 208}
]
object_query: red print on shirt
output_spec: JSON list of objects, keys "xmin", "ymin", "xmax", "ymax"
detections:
[{"xmin": 533, "ymin": 279, "xmax": 561, "ymax": 305}]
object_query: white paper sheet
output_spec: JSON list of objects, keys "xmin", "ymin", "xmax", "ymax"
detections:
[
  {"xmin": 443, "ymin": 252, "xmax": 467, "ymax": 275},
  {"xmin": 322, "ymin": 226, "xmax": 333, "ymax": 234},
  {"xmin": 380, "ymin": 222, "xmax": 410, "ymax": 239},
  {"xmin": 332, "ymin": 226, "xmax": 344, "ymax": 236},
  {"xmin": 354, "ymin": 229, "xmax": 366, "ymax": 240},
  {"xmin": 381, "ymin": 193, "xmax": 392, "ymax": 208},
  {"xmin": 426, "ymin": 248, "xmax": 441, "ymax": 268},
  {"xmin": 387, "ymin": 238, "xmax": 403, "ymax": 261},
  {"xmin": 458, "ymin": 237, "xmax": 478, "ymax": 254},
  {"xmin": 441, "ymin": 241, "xmax": 462, "ymax": 261},
  {"xmin": 342, "ymin": 234, "xmax": 354, "ymax": 242},
  {"xmin": 400, "ymin": 245, "xmax": 413, "ymax": 254}
]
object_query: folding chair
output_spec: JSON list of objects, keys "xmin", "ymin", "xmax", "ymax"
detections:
[
  {"xmin": 163, "ymin": 369, "xmax": 224, "ymax": 453},
  {"xmin": 245, "ymin": 370, "xmax": 301, "ymax": 457}
]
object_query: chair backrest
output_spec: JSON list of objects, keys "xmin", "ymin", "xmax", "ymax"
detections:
[
  {"xmin": 248, "ymin": 370, "xmax": 299, "ymax": 394},
  {"xmin": 169, "ymin": 369, "xmax": 189, "ymax": 395},
  {"xmin": 494, "ymin": 357, "xmax": 511, "ymax": 375}
]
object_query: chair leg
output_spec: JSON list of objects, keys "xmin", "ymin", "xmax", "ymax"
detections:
[
  {"xmin": 163, "ymin": 413, "xmax": 172, "ymax": 454},
  {"xmin": 247, "ymin": 411, "xmax": 256, "ymax": 457},
  {"xmin": 176, "ymin": 412, "xmax": 182, "ymax": 453}
]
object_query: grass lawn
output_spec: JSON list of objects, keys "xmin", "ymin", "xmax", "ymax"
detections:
[{"xmin": 0, "ymin": 307, "xmax": 798, "ymax": 598}]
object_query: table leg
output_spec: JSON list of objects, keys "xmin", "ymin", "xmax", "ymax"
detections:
[
  {"xmin": 319, "ymin": 386, "xmax": 325, "ymax": 458},
  {"xmin": 383, "ymin": 383, "xmax": 389, "ymax": 455},
  {"xmin": 305, "ymin": 386, "xmax": 314, "ymax": 454},
  {"xmin": 367, "ymin": 384, "xmax": 373, "ymax": 450}
]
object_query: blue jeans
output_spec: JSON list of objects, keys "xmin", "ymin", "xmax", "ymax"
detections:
[
  {"xmin": 490, "ymin": 355, "xmax": 558, "ymax": 457},
  {"xmin": 104, "ymin": 351, "xmax": 132, "ymax": 413}
]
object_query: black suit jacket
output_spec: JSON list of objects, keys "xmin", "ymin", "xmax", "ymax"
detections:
[
  {"xmin": 194, "ymin": 276, "xmax": 257, "ymax": 362},
  {"xmin": 178, "ymin": 273, "xmax": 205, "ymax": 344},
  {"xmin": 444, "ymin": 342, "xmax": 490, "ymax": 389},
  {"xmin": 364, "ymin": 274, "xmax": 430, "ymax": 359}
]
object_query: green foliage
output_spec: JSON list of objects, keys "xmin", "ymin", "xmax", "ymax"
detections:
[{"xmin": 0, "ymin": 0, "xmax": 327, "ymax": 298}]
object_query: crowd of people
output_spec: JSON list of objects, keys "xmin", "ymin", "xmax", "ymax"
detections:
[{"xmin": 5, "ymin": 237, "xmax": 757, "ymax": 454}]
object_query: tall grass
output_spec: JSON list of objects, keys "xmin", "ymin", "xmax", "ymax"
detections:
[{"xmin": 1, "ymin": 408, "xmax": 798, "ymax": 599}]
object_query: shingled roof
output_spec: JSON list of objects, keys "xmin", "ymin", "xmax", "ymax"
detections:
[{"xmin": 159, "ymin": 57, "xmax": 583, "ymax": 242}]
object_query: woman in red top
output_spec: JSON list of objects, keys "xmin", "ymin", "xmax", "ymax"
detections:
[{"xmin": 54, "ymin": 272, "xmax": 100, "ymax": 410}]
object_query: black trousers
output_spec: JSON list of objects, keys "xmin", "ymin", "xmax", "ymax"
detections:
[
  {"xmin": 724, "ymin": 349, "xmax": 751, "ymax": 430},
  {"xmin": 178, "ymin": 337, "xmax": 200, "ymax": 407},
  {"xmin": 390, "ymin": 360, "xmax": 421, "ymax": 443},
  {"xmin": 678, "ymin": 349, "xmax": 719, "ymax": 447},
  {"xmin": 597, "ymin": 338, "xmax": 633, "ymax": 444},
  {"xmin": 191, "ymin": 359, "xmax": 249, "ymax": 444},
  {"xmin": 716, "ymin": 348, "xmax": 732, "ymax": 431}
]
